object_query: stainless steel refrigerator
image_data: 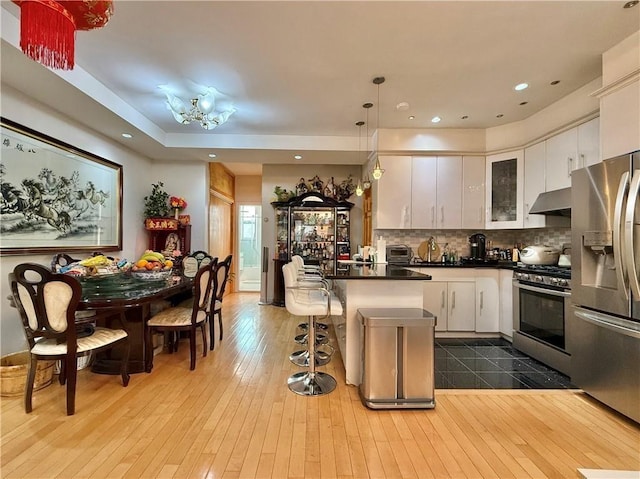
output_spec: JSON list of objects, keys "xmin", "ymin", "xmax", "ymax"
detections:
[{"xmin": 571, "ymin": 151, "xmax": 640, "ymax": 423}]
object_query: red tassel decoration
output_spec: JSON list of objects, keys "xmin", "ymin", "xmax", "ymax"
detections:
[{"xmin": 15, "ymin": 0, "xmax": 76, "ymax": 70}]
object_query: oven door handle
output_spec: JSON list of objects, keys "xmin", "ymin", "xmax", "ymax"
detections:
[{"xmin": 514, "ymin": 281, "xmax": 571, "ymax": 298}]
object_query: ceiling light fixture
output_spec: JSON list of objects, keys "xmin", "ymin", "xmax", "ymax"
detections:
[
  {"xmin": 208, "ymin": 153, "xmax": 217, "ymax": 158},
  {"xmin": 362, "ymin": 103, "xmax": 373, "ymax": 191},
  {"xmin": 550, "ymin": 80, "xmax": 561, "ymax": 85},
  {"xmin": 514, "ymin": 83, "xmax": 529, "ymax": 91},
  {"xmin": 355, "ymin": 121, "xmax": 364, "ymax": 197},
  {"xmin": 121, "ymin": 133, "xmax": 132, "ymax": 138},
  {"xmin": 294, "ymin": 155, "xmax": 303, "ymax": 160},
  {"xmin": 623, "ymin": 0, "xmax": 638, "ymax": 8},
  {"xmin": 431, "ymin": 116, "xmax": 441, "ymax": 123},
  {"xmin": 408, "ymin": 115, "xmax": 415, "ymax": 120},
  {"xmin": 164, "ymin": 87, "xmax": 236, "ymax": 130},
  {"xmin": 372, "ymin": 76, "xmax": 385, "ymax": 181}
]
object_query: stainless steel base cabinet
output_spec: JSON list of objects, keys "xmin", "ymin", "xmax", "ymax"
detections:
[{"xmin": 358, "ymin": 308, "xmax": 436, "ymax": 409}]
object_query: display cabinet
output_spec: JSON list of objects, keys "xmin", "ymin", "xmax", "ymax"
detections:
[{"xmin": 272, "ymin": 192, "xmax": 353, "ymax": 274}]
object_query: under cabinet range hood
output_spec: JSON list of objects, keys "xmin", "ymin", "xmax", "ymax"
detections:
[{"xmin": 529, "ymin": 187, "xmax": 572, "ymax": 216}]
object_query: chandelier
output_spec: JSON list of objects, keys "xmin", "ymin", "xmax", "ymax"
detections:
[{"xmin": 164, "ymin": 87, "xmax": 236, "ymax": 130}]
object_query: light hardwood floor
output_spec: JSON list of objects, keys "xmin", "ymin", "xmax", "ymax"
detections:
[{"xmin": 2, "ymin": 293, "xmax": 639, "ymax": 479}]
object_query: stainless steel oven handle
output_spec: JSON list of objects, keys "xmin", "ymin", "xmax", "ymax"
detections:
[
  {"xmin": 625, "ymin": 169, "xmax": 640, "ymax": 299},
  {"xmin": 613, "ymin": 171, "xmax": 630, "ymax": 300},
  {"xmin": 575, "ymin": 308, "xmax": 640, "ymax": 339},
  {"xmin": 514, "ymin": 281, "xmax": 571, "ymax": 298}
]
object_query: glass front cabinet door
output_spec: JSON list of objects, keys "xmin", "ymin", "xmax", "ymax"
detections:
[
  {"xmin": 485, "ymin": 150, "xmax": 524, "ymax": 229},
  {"xmin": 272, "ymin": 192, "xmax": 353, "ymax": 274}
]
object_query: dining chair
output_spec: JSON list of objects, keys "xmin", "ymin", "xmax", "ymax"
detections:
[
  {"xmin": 145, "ymin": 260, "xmax": 216, "ymax": 370},
  {"xmin": 9, "ymin": 263, "xmax": 130, "ymax": 415},
  {"xmin": 209, "ymin": 254, "xmax": 232, "ymax": 350},
  {"xmin": 182, "ymin": 250, "xmax": 215, "ymax": 278},
  {"xmin": 50, "ymin": 253, "xmax": 80, "ymax": 272}
]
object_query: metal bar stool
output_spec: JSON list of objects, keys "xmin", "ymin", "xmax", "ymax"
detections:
[{"xmin": 282, "ymin": 261, "xmax": 342, "ymax": 396}]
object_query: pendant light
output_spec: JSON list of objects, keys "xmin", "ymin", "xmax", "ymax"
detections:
[
  {"xmin": 372, "ymin": 76, "xmax": 386, "ymax": 180},
  {"xmin": 355, "ymin": 120, "xmax": 365, "ymax": 197},
  {"xmin": 362, "ymin": 102, "xmax": 373, "ymax": 190}
]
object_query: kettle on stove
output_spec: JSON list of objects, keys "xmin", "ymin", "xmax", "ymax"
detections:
[{"xmin": 469, "ymin": 233, "xmax": 487, "ymax": 260}]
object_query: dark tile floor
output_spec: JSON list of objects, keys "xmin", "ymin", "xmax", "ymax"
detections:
[{"xmin": 435, "ymin": 338, "xmax": 576, "ymax": 389}]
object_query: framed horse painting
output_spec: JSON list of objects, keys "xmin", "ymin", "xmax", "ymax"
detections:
[{"xmin": 0, "ymin": 118, "xmax": 123, "ymax": 255}]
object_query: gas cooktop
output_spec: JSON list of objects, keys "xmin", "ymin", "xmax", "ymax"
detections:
[{"xmin": 514, "ymin": 264, "xmax": 571, "ymax": 289}]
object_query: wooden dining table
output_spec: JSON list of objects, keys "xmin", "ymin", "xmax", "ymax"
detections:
[{"xmin": 76, "ymin": 273, "xmax": 193, "ymax": 374}]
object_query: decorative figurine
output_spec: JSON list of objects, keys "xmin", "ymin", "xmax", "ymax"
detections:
[
  {"xmin": 324, "ymin": 177, "xmax": 336, "ymax": 198},
  {"xmin": 309, "ymin": 175, "xmax": 324, "ymax": 193},
  {"xmin": 296, "ymin": 178, "xmax": 309, "ymax": 196}
]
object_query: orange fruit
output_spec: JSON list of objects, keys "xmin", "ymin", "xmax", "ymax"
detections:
[
  {"xmin": 136, "ymin": 259, "xmax": 148, "ymax": 268},
  {"xmin": 145, "ymin": 262, "xmax": 156, "ymax": 270}
]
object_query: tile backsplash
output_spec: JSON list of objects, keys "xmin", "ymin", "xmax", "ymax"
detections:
[{"xmin": 374, "ymin": 228, "xmax": 571, "ymax": 259}]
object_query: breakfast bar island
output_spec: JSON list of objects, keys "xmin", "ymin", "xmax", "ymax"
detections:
[{"xmin": 327, "ymin": 264, "xmax": 432, "ymax": 385}]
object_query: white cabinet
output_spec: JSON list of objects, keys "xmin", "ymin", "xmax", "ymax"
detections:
[
  {"xmin": 424, "ymin": 280, "xmax": 475, "ymax": 332},
  {"xmin": 485, "ymin": 150, "xmax": 524, "ymax": 229},
  {"xmin": 475, "ymin": 272, "xmax": 500, "ymax": 333},
  {"xmin": 376, "ymin": 155, "xmax": 462, "ymax": 229},
  {"xmin": 545, "ymin": 118, "xmax": 600, "ymax": 190},
  {"xmin": 375, "ymin": 156, "xmax": 412, "ymax": 229},
  {"xmin": 545, "ymin": 128, "xmax": 578, "ymax": 191},
  {"xmin": 411, "ymin": 156, "xmax": 437, "ymax": 228},
  {"xmin": 436, "ymin": 156, "xmax": 463, "ymax": 229},
  {"xmin": 462, "ymin": 156, "xmax": 485, "ymax": 230},
  {"xmin": 578, "ymin": 117, "xmax": 600, "ymax": 167},
  {"xmin": 523, "ymin": 142, "xmax": 546, "ymax": 228},
  {"xmin": 499, "ymin": 269, "xmax": 514, "ymax": 339},
  {"xmin": 600, "ymin": 81, "xmax": 639, "ymax": 159}
]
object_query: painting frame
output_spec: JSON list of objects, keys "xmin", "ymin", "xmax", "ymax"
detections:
[{"xmin": 0, "ymin": 117, "xmax": 123, "ymax": 256}]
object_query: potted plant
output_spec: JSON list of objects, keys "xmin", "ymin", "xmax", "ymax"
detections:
[{"xmin": 143, "ymin": 181, "xmax": 178, "ymax": 230}]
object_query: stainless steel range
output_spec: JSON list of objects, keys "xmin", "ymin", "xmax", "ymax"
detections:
[{"xmin": 513, "ymin": 264, "xmax": 572, "ymax": 375}]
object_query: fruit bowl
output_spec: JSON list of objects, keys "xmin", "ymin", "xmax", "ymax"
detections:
[{"xmin": 130, "ymin": 269, "xmax": 172, "ymax": 281}]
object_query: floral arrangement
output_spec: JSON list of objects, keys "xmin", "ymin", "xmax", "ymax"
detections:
[{"xmin": 170, "ymin": 196, "xmax": 187, "ymax": 210}]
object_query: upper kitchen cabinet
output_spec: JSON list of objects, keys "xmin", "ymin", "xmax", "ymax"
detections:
[
  {"xmin": 545, "ymin": 117, "xmax": 600, "ymax": 190},
  {"xmin": 412, "ymin": 156, "xmax": 462, "ymax": 229},
  {"xmin": 376, "ymin": 155, "xmax": 462, "ymax": 229},
  {"xmin": 485, "ymin": 150, "xmax": 524, "ymax": 229},
  {"xmin": 375, "ymin": 155, "xmax": 412, "ymax": 229},
  {"xmin": 462, "ymin": 156, "xmax": 485, "ymax": 230},
  {"xmin": 523, "ymin": 141, "xmax": 546, "ymax": 228}
]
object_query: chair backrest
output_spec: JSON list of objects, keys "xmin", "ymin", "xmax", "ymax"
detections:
[
  {"xmin": 182, "ymin": 251, "xmax": 215, "ymax": 278},
  {"xmin": 213, "ymin": 254, "xmax": 233, "ymax": 302},
  {"xmin": 50, "ymin": 254, "xmax": 80, "ymax": 272},
  {"xmin": 191, "ymin": 259, "xmax": 217, "ymax": 322},
  {"xmin": 10, "ymin": 263, "xmax": 81, "ymax": 351},
  {"xmin": 291, "ymin": 255, "xmax": 305, "ymax": 270}
]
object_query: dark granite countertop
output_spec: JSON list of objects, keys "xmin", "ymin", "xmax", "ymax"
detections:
[
  {"xmin": 327, "ymin": 264, "xmax": 432, "ymax": 280},
  {"xmin": 403, "ymin": 260, "xmax": 516, "ymax": 269}
]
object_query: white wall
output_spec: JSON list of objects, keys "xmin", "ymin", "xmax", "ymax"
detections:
[
  {"xmin": 152, "ymin": 161, "xmax": 209, "ymax": 253},
  {"xmin": 0, "ymin": 86, "xmax": 208, "ymax": 355}
]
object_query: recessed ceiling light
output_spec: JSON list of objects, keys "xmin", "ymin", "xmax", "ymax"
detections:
[
  {"xmin": 431, "ymin": 116, "xmax": 441, "ymax": 123},
  {"xmin": 514, "ymin": 83, "xmax": 528, "ymax": 91},
  {"xmin": 624, "ymin": 0, "xmax": 638, "ymax": 8},
  {"xmin": 396, "ymin": 102, "xmax": 410, "ymax": 111},
  {"xmin": 66, "ymin": 154, "xmax": 75, "ymax": 158},
  {"xmin": 550, "ymin": 80, "xmax": 561, "ymax": 85},
  {"xmin": 461, "ymin": 115, "xmax": 469, "ymax": 120},
  {"xmin": 496, "ymin": 114, "xmax": 504, "ymax": 118},
  {"xmin": 294, "ymin": 155, "xmax": 303, "ymax": 160},
  {"xmin": 519, "ymin": 101, "xmax": 528, "ymax": 106},
  {"xmin": 121, "ymin": 133, "xmax": 132, "ymax": 138},
  {"xmin": 208, "ymin": 153, "xmax": 217, "ymax": 158},
  {"xmin": 408, "ymin": 116, "xmax": 415, "ymax": 120}
]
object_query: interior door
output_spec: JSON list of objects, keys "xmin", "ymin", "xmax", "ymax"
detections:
[{"xmin": 209, "ymin": 192, "xmax": 233, "ymax": 289}]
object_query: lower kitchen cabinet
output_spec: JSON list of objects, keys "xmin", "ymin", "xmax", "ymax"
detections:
[
  {"xmin": 423, "ymin": 280, "xmax": 475, "ymax": 332},
  {"xmin": 499, "ymin": 269, "xmax": 514, "ymax": 339},
  {"xmin": 475, "ymin": 272, "xmax": 500, "ymax": 332}
]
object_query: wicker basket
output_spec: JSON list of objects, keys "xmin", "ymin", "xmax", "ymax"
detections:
[{"xmin": 0, "ymin": 352, "xmax": 55, "ymax": 397}]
